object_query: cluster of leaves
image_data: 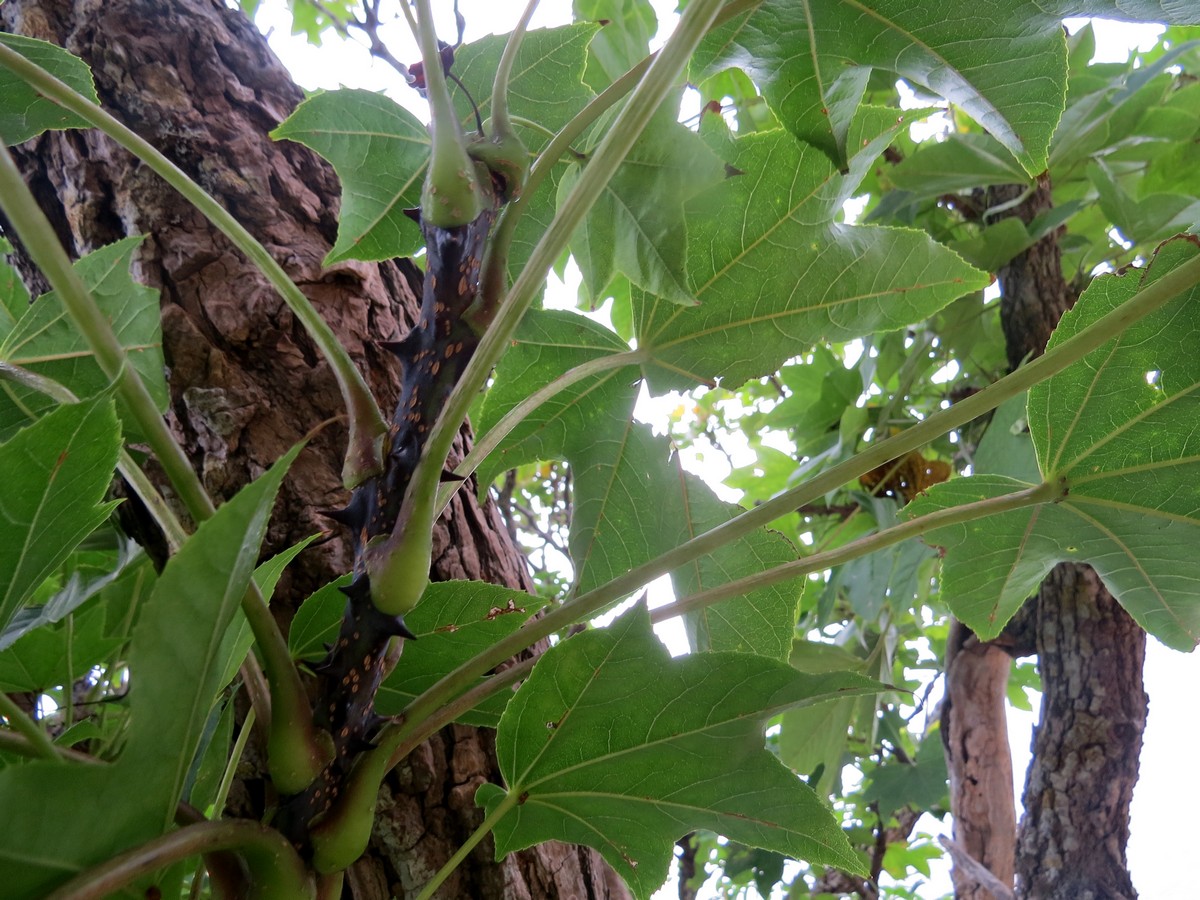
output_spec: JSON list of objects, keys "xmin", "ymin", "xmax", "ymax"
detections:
[
  {"xmin": 2, "ymin": 1, "xmax": 1200, "ymax": 899},
  {"xmin": 654, "ymin": 14, "xmax": 1200, "ymax": 896}
]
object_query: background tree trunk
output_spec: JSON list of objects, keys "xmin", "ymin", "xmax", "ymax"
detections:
[
  {"xmin": 942, "ymin": 178, "xmax": 1148, "ymax": 899},
  {"xmin": 0, "ymin": 1, "xmax": 629, "ymax": 896}
]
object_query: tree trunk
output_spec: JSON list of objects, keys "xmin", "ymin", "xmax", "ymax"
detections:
[
  {"xmin": 942, "ymin": 620, "xmax": 1016, "ymax": 900},
  {"xmin": 942, "ymin": 177, "xmax": 1148, "ymax": 899},
  {"xmin": 1016, "ymin": 565, "xmax": 1145, "ymax": 900},
  {"xmin": 0, "ymin": 1, "xmax": 629, "ymax": 897}
]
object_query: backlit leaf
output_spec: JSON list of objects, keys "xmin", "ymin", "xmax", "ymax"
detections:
[
  {"xmin": 910, "ymin": 238, "xmax": 1200, "ymax": 649},
  {"xmin": 636, "ymin": 128, "xmax": 987, "ymax": 393}
]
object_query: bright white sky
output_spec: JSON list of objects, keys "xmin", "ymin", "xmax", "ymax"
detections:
[{"xmin": 250, "ymin": 3, "xmax": 1199, "ymax": 897}]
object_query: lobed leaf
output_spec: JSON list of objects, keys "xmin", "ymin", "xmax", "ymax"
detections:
[
  {"xmin": 0, "ymin": 237, "xmax": 167, "ymax": 440},
  {"xmin": 477, "ymin": 310, "xmax": 797, "ymax": 657},
  {"xmin": 562, "ymin": 108, "xmax": 724, "ymax": 307},
  {"xmin": 636, "ymin": 128, "xmax": 987, "ymax": 394},
  {"xmin": 694, "ymin": 0, "xmax": 1067, "ymax": 175},
  {"xmin": 0, "ymin": 34, "xmax": 99, "ymax": 145},
  {"xmin": 375, "ymin": 581, "xmax": 547, "ymax": 728},
  {"xmin": 910, "ymin": 238, "xmax": 1200, "ymax": 649},
  {"xmin": 477, "ymin": 605, "xmax": 881, "ymax": 899},
  {"xmin": 271, "ymin": 89, "xmax": 429, "ymax": 263}
]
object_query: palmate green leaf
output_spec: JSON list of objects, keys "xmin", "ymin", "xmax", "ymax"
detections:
[
  {"xmin": 0, "ymin": 34, "xmax": 99, "ymax": 145},
  {"xmin": 889, "ymin": 134, "xmax": 1030, "ymax": 200},
  {"xmin": 376, "ymin": 582, "xmax": 547, "ymax": 727},
  {"xmin": 671, "ymin": 469, "xmax": 800, "ymax": 659},
  {"xmin": 861, "ymin": 733, "xmax": 949, "ymax": 816},
  {"xmin": 271, "ymin": 26, "xmax": 595, "ymax": 267},
  {"xmin": 637, "ymin": 128, "xmax": 988, "ymax": 394},
  {"xmin": 0, "ymin": 444, "xmax": 298, "ymax": 897},
  {"xmin": 0, "ymin": 237, "xmax": 167, "ymax": 440},
  {"xmin": 693, "ymin": 0, "xmax": 1067, "ymax": 176},
  {"xmin": 476, "ymin": 310, "xmax": 797, "ymax": 658},
  {"xmin": 909, "ymin": 239, "xmax": 1200, "ymax": 649},
  {"xmin": 0, "ymin": 395, "xmax": 120, "ymax": 637},
  {"xmin": 451, "ymin": 24, "xmax": 597, "ymax": 145},
  {"xmin": 573, "ymin": 0, "xmax": 658, "ymax": 90},
  {"xmin": 562, "ymin": 108, "xmax": 724, "ymax": 307},
  {"xmin": 474, "ymin": 309, "xmax": 636, "ymax": 490},
  {"xmin": 568, "ymin": 412, "xmax": 800, "ymax": 660},
  {"xmin": 1087, "ymin": 160, "xmax": 1200, "ymax": 244},
  {"xmin": 271, "ymin": 89, "xmax": 429, "ymax": 263},
  {"xmin": 477, "ymin": 605, "xmax": 881, "ymax": 899}
]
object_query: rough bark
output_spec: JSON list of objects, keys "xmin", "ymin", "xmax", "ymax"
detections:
[
  {"xmin": 1015, "ymin": 565, "xmax": 1145, "ymax": 900},
  {"xmin": 0, "ymin": 1, "xmax": 629, "ymax": 897},
  {"xmin": 941, "ymin": 177, "xmax": 1147, "ymax": 900}
]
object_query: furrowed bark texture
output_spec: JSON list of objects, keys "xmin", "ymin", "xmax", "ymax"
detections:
[
  {"xmin": 941, "ymin": 177, "xmax": 1147, "ymax": 900},
  {"xmin": 0, "ymin": 1, "xmax": 629, "ymax": 897}
]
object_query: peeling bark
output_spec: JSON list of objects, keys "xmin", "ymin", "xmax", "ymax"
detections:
[
  {"xmin": 0, "ymin": 1, "xmax": 628, "ymax": 896},
  {"xmin": 942, "ymin": 621, "xmax": 1016, "ymax": 900}
]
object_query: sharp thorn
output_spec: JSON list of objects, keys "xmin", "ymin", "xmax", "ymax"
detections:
[
  {"xmin": 338, "ymin": 574, "xmax": 371, "ymax": 604},
  {"xmin": 318, "ymin": 506, "xmax": 358, "ymax": 527},
  {"xmin": 347, "ymin": 734, "xmax": 378, "ymax": 753},
  {"xmin": 379, "ymin": 331, "xmax": 421, "ymax": 360},
  {"xmin": 386, "ymin": 615, "xmax": 418, "ymax": 641}
]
